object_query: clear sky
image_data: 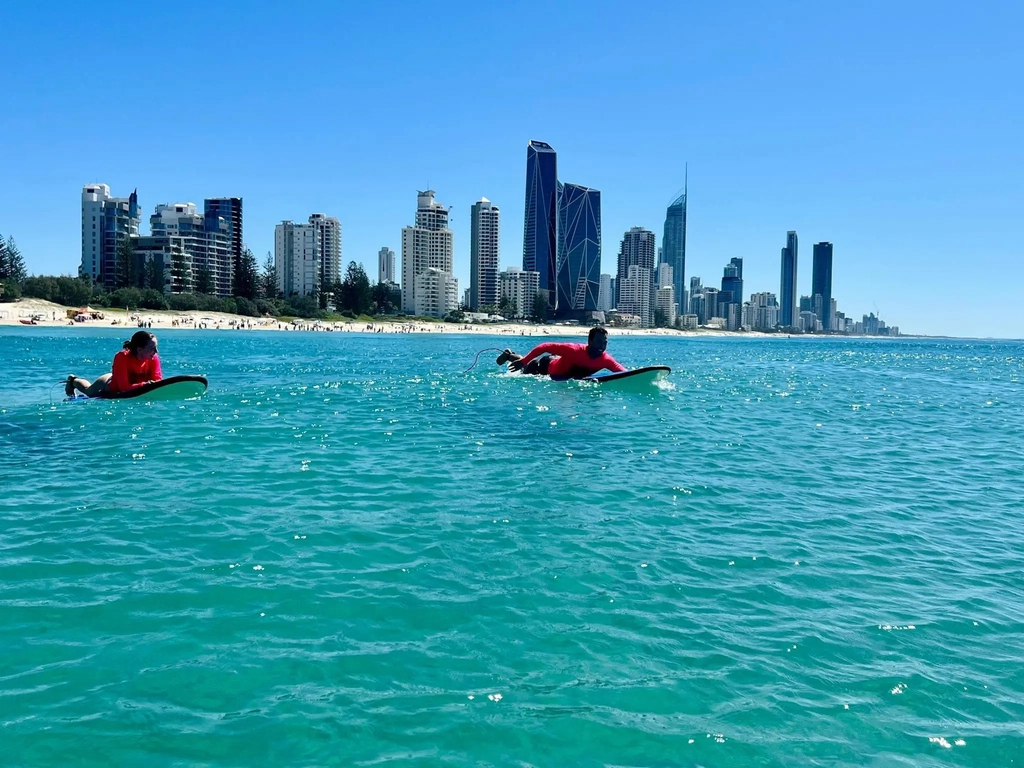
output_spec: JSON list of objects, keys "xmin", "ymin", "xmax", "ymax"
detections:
[{"xmin": 1, "ymin": 0, "xmax": 1022, "ymax": 337}]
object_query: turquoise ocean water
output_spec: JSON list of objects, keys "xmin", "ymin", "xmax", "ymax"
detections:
[{"xmin": 1, "ymin": 327, "xmax": 1022, "ymax": 766}]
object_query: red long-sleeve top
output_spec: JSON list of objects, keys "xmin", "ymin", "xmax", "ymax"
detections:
[
  {"xmin": 110, "ymin": 350, "xmax": 162, "ymax": 394},
  {"xmin": 518, "ymin": 342, "xmax": 626, "ymax": 380}
]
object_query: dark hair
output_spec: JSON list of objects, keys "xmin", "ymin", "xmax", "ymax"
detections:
[
  {"xmin": 588, "ymin": 326, "xmax": 608, "ymax": 341},
  {"xmin": 123, "ymin": 331, "xmax": 156, "ymax": 354}
]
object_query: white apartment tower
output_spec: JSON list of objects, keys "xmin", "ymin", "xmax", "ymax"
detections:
[
  {"xmin": 81, "ymin": 184, "xmax": 139, "ymax": 289},
  {"xmin": 598, "ymin": 273, "xmax": 613, "ymax": 311},
  {"xmin": 499, "ymin": 267, "xmax": 541, "ymax": 319},
  {"xmin": 470, "ymin": 197, "xmax": 500, "ymax": 310},
  {"xmin": 401, "ymin": 190, "xmax": 455, "ymax": 316},
  {"xmin": 619, "ymin": 264, "xmax": 653, "ymax": 328},
  {"xmin": 275, "ymin": 221, "xmax": 320, "ymax": 297},
  {"xmin": 308, "ymin": 214, "xmax": 341, "ymax": 288},
  {"xmin": 378, "ymin": 247, "xmax": 396, "ymax": 284}
]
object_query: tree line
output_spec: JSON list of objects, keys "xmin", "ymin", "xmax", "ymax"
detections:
[{"xmin": 1, "ymin": 234, "xmax": 403, "ymax": 320}]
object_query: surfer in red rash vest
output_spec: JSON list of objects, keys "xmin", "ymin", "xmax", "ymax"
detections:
[{"xmin": 496, "ymin": 326, "xmax": 626, "ymax": 380}]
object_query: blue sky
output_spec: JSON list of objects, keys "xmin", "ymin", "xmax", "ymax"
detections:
[{"xmin": 1, "ymin": 0, "xmax": 1021, "ymax": 337}]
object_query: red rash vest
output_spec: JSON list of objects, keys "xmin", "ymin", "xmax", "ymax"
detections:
[
  {"xmin": 110, "ymin": 350, "xmax": 163, "ymax": 394},
  {"xmin": 518, "ymin": 342, "xmax": 626, "ymax": 379}
]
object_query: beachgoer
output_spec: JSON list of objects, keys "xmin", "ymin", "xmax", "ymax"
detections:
[
  {"xmin": 496, "ymin": 326, "xmax": 626, "ymax": 380},
  {"xmin": 65, "ymin": 331, "xmax": 163, "ymax": 398}
]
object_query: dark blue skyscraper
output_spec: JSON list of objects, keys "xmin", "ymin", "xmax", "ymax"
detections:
[
  {"xmin": 522, "ymin": 140, "xmax": 558, "ymax": 307},
  {"xmin": 720, "ymin": 257, "xmax": 743, "ymax": 308},
  {"xmin": 662, "ymin": 168, "xmax": 687, "ymax": 310},
  {"xmin": 556, "ymin": 183, "xmax": 601, "ymax": 318},
  {"xmin": 780, "ymin": 230, "xmax": 798, "ymax": 327},
  {"xmin": 812, "ymin": 241, "xmax": 834, "ymax": 331}
]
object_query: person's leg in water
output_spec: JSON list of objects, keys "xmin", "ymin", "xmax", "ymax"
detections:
[
  {"xmin": 496, "ymin": 349, "xmax": 551, "ymax": 376},
  {"xmin": 65, "ymin": 373, "xmax": 112, "ymax": 398}
]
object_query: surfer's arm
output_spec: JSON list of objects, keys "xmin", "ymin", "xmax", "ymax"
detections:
[
  {"xmin": 518, "ymin": 343, "xmax": 574, "ymax": 367},
  {"xmin": 151, "ymin": 354, "xmax": 163, "ymax": 382},
  {"xmin": 603, "ymin": 355, "xmax": 627, "ymax": 373}
]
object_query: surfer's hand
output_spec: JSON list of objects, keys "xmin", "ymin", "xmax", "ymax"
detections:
[{"xmin": 508, "ymin": 359, "xmax": 524, "ymax": 372}]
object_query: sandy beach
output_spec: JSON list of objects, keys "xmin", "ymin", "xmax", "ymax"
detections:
[{"xmin": 0, "ymin": 298, "xmax": 777, "ymax": 339}]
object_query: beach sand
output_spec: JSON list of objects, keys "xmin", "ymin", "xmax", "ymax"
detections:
[{"xmin": 0, "ymin": 297, "xmax": 773, "ymax": 339}]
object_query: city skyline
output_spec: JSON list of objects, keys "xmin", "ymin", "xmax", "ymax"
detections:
[{"xmin": 4, "ymin": 3, "xmax": 1021, "ymax": 336}]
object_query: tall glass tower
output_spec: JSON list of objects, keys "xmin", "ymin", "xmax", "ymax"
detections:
[
  {"xmin": 812, "ymin": 241, "xmax": 834, "ymax": 331},
  {"xmin": 522, "ymin": 140, "xmax": 558, "ymax": 307},
  {"xmin": 780, "ymin": 231, "xmax": 798, "ymax": 327},
  {"xmin": 662, "ymin": 167, "xmax": 687, "ymax": 310},
  {"xmin": 555, "ymin": 183, "xmax": 601, "ymax": 317}
]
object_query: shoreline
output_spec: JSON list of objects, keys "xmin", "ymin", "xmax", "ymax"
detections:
[{"xmin": 0, "ymin": 297, "xmax": 913, "ymax": 339}]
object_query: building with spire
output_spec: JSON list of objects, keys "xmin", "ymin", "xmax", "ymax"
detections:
[
  {"xmin": 662, "ymin": 168, "xmax": 687, "ymax": 312},
  {"xmin": 780, "ymin": 231, "xmax": 798, "ymax": 327}
]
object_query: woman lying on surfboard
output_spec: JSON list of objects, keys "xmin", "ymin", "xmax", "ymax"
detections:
[
  {"xmin": 496, "ymin": 326, "xmax": 626, "ymax": 380},
  {"xmin": 65, "ymin": 331, "xmax": 163, "ymax": 398}
]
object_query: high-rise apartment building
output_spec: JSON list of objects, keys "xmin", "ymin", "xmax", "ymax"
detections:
[
  {"xmin": 522, "ymin": 140, "xmax": 558, "ymax": 306},
  {"xmin": 499, "ymin": 267, "xmax": 541, "ymax": 319},
  {"xmin": 203, "ymin": 197, "xmax": 242, "ymax": 284},
  {"xmin": 378, "ymin": 247, "xmax": 396, "ymax": 284},
  {"xmin": 780, "ymin": 231, "xmax": 798, "ymax": 327},
  {"xmin": 598, "ymin": 273, "xmax": 613, "ymax": 311},
  {"xmin": 309, "ymin": 214, "xmax": 341, "ymax": 289},
  {"xmin": 470, "ymin": 197, "xmax": 500, "ymax": 310},
  {"xmin": 662, "ymin": 172, "xmax": 687, "ymax": 312},
  {"xmin": 81, "ymin": 184, "xmax": 140, "ymax": 289},
  {"xmin": 616, "ymin": 227, "xmax": 656, "ymax": 312},
  {"xmin": 618, "ymin": 264, "xmax": 653, "ymax": 327},
  {"xmin": 401, "ymin": 190, "xmax": 455, "ymax": 317},
  {"xmin": 812, "ymin": 241, "xmax": 834, "ymax": 331},
  {"xmin": 148, "ymin": 203, "xmax": 233, "ymax": 296},
  {"xmin": 555, "ymin": 183, "xmax": 601, "ymax": 318},
  {"xmin": 275, "ymin": 221, "xmax": 320, "ymax": 297}
]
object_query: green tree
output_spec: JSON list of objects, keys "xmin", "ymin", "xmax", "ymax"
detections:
[
  {"xmin": 497, "ymin": 295, "xmax": 517, "ymax": 318},
  {"xmin": 0, "ymin": 235, "xmax": 27, "ymax": 283},
  {"xmin": 115, "ymin": 235, "xmax": 137, "ymax": 289},
  {"xmin": 195, "ymin": 264, "xmax": 214, "ymax": 295},
  {"xmin": 261, "ymin": 252, "xmax": 278, "ymax": 299},
  {"xmin": 338, "ymin": 261, "xmax": 372, "ymax": 315},
  {"xmin": 371, "ymin": 281, "xmax": 401, "ymax": 315},
  {"xmin": 653, "ymin": 307, "xmax": 668, "ymax": 328},
  {"xmin": 234, "ymin": 247, "xmax": 259, "ymax": 301},
  {"xmin": 171, "ymin": 249, "xmax": 191, "ymax": 294},
  {"xmin": 532, "ymin": 293, "xmax": 551, "ymax": 321},
  {"xmin": 145, "ymin": 258, "xmax": 165, "ymax": 292}
]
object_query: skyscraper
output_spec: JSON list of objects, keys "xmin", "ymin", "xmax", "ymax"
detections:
[
  {"xmin": 616, "ymin": 227, "xmax": 656, "ymax": 323},
  {"xmin": 401, "ymin": 190, "xmax": 455, "ymax": 316},
  {"xmin": 500, "ymin": 267, "xmax": 541, "ymax": 319},
  {"xmin": 378, "ymin": 247, "xmax": 395, "ymax": 284},
  {"xmin": 204, "ymin": 197, "xmax": 242, "ymax": 285},
  {"xmin": 780, "ymin": 231, "xmax": 798, "ymax": 327},
  {"xmin": 522, "ymin": 140, "xmax": 558, "ymax": 307},
  {"xmin": 275, "ymin": 220, "xmax": 319, "ymax": 297},
  {"xmin": 662, "ymin": 170, "xmax": 687, "ymax": 311},
  {"xmin": 81, "ymin": 184, "xmax": 139, "ymax": 289},
  {"xmin": 555, "ymin": 183, "xmax": 601, "ymax": 318},
  {"xmin": 720, "ymin": 257, "xmax": 743, "ymax": 309},
  {"xmin": 598, "ymin": 273, "xmax": 613, "ymax": 312},
  {"xmin": 812, "ymin": 241, "xmax": 834, "ymax": 331},
  {"xmin": 148, "ymin": 203, "xmax": 233, "ymax": 296},
  {"xmin": 619, "ymin": 265, "xmax": 653, "ymax": 327},
  {"xmin": 308, "ymin": 213, "xmax": 341, "ymax": 289},
  {"xmin": 470, "ymin": 197, "xmax": 500, "ymax": 310}
]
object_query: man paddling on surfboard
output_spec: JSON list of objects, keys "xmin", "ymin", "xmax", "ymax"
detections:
[
  {"xmin": 65, "ymin": 331, "xmax": 162, "ymax": 398},
  {"xmin": 496, "ymin": 326, "xmax": 626, "ymax": 380}
]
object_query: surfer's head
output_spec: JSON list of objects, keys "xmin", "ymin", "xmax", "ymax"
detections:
[
  {"xmin": 587, "ymin": 326, "xmax": 608, "ymax": 357},
  {"xmin": 124, "ymin": 331, "xmax": 158, "ymax": 360}
]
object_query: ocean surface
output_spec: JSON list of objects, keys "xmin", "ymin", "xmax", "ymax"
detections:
[{"xmin": 1, "ymin": 326, "xmax": 1022, "ymax": 767}]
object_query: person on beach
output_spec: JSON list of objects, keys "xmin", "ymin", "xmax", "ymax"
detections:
[
  {"xmin": 65, "ymin": 331, "xmax": 163, "ymax": 398},
  {"xmin": 496, "ymin": 326, "xmax": 626, "ymax": 380}
]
